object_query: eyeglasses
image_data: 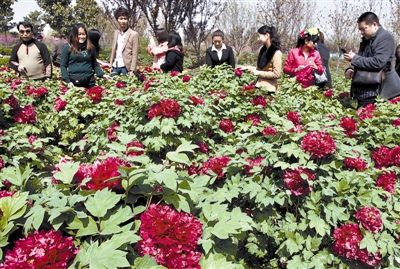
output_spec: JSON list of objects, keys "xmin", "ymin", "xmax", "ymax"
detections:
[{"xmin": 19, "ymin": 30, "xmax": 31, "ymax": 34}]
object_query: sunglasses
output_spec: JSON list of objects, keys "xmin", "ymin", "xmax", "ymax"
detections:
[{"xmin": 19, "ymin": 30, "xmax": 32, "ymax": 34}]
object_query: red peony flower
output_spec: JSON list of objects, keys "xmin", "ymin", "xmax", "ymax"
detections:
[
  {"xmin": 326, "ymin": 114, "xmax": 335, "ymax": 119},
  {"xmin": 391, "ymin": 146, "xmax": 400, "ymax": 167},
  {"xmin": 241, "ymin": 82, "xmax": 256, "ymax": 93},
  {"xmin": 343, "ymin": 156, "xmax": 367, "ymax": 171},
  {"xmin": 189, "ymin": 96, "xmax": 204, "ymax": 106},
  {"xmin": 371, "ymin": 145, "xmax": 392, "ymax": 168},
  {"xmin": 0, "ymin": 230, "xmax": 78, "ymax": 269},
  {"xmin": 116, "ymin": 81, "xmax": 126, "ymax": 88},
  {"xmin": 200, "ymin": 156, "xmax": 230, "ymax": 179},
  {"xmin": 60, "ymin": 86, "xmax": 68, "ymax": 93},
  {"xmin": 376, "ymin": 171, "xmax": 397, "ymax": 195},
  {"xmin": 283, "ymin": 166, "xmax": 315, "ymax": 196},
  {"xmin": 0, "ymin": 190, "xmax": 16, "ymax": 198},
  {"xmin": 355, "ymin": 206, "xmax": 383, "ymax": 233},
  {"xmin": 0, "ymin": 157, "xmax": 4, "ymax": 171},
  {"xmin": 332, "ymin": 223, "xmax": 364, "ymax": 261},
  {"xmin": 324, "ymin": 89, "xmax": 334, "ymax": 97},
  {"xmin": 160, "ymin": 99, "xmax": 181, "ymax": 118},
  {"xmin": 339, "ymin": 117, "xmax": 358, "ymax": 137},
  {"xmin": 126, "ymin": 141, "xmax": 145, "ymax": 157},
  {"xmin": 137, "ymin": 204, "xmax": 202, "ymax": 269},
  {"xmin": 287, "ymin": 111, "xmax": 301, "ymax": 126},
  {"xmin": 196, "ymin": 142, "xmax": 209, "ymax": 154},
  {"xmin": 245, "ymin": 114, "xmax": 261, "ymax": 126},
  {"xmin": 27, "ymin": 86, "xmax": 48, "ymax": 98},
  {"xmin": 262, "ymin": 126, "xmax": 277, "ymax": 136},
  {"xmin": 357, "ymin": 104, "xmax": 376, "ymax": 122},
  {"xmin": 114, "ymin": 99, "xmax": 125, "ymax": 106},
  {"xmin": 219, "ymin": 119, "xmax": 234, "ymax": 133},
  {"xmin": 170, "ymin": 71, "xmax": 180, "ymax": 77},
  {"xmin": 86, "ymin": 86, "xmax": 104, "ymax": 103},
  {"xmin": 210, "ymin": 89, "xmax": 228, "ymax": 99},
  {"xmin": 182, "ymin": 75, "xmax": 190, "ymax": 82},
  {"xmin": 301, "ymin": 131, "xmax": 336, "ymax": 159},
  {"xmin": 148, "ymin": 103, "xmax": 163, "ymax": 119},
  {"xmin": 107, "ymin": 122, "xmax": 119, "ymax": 142},
  {"xmin": 243, "ymin": 157, "xmax": 263, "ymax": 176},
  {"xmin": 186, "ymin": 163, "xmax": 201, "ymax": 176},
  {"xmin": 54, "ymin": 96, "xmax": 67, "ymax": 112},
  {"xmin": 392, "ymin": 118, "xmax": 400, "ymax": 127},
  {"xmin": 235, "ymin": 68, "xmax": 242, "ymax": 77},
  {"xmin": 13, "ymin": 105, "xmax": 37, "ymax": 124},
  {"xmin": 338, "ymin": 92, "xmax": 350, "ymax": 98},
  {"xmin": 389, "ymin": 96, "xmax": 400, "ymax": 104},
  {"xmin": 28, "ymin": 135, "xmax": 37, "ymax": 144},
  {"xmin": 3, "ymin": 95, "xmax": 19, "ymax": 111},
  {"xmin": 252, "ymin": 96, "xmax": 267, "ymax": 108}
]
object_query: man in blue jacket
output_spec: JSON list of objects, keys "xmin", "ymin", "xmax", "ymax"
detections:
[{"xmin": 344, "ymin": 12, "xmax": 400, "ymax": 107}]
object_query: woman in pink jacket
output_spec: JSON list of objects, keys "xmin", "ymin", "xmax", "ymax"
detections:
[
  {"xmin": 147, "ymin": 28, "xmax": 168, "ymax": 69},
  {"xmin": 283, "ymin": 27, "xmax": 324, "ymax": 88}
]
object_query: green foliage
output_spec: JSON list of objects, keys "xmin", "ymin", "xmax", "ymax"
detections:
[{"xmin": 1, "ymin": 63, "xmax": 400, "ymax": 268}]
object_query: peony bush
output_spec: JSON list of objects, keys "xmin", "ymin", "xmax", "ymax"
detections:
[{"xmin": 0, "ymin": 64, "xmax": 400, "ymax": 268}]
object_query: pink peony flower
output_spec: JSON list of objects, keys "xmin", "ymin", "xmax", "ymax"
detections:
[
  {"xmin": 137, "ymin": 204, "xmax": 202, "ymax": 269},
  {"xmin": 245, "ymin": 114, "xmax": 261, "ymax": 126},
  {"xmin": 54, "ymin": 96, "xmax": 67, "ymax": 112},
  {"xmin": 283, "ymin": 166, "xmax": 315, "ymax": 196},
  {"xmin": 13, "ymin": 105, "xmax": 36, "ymax": 124},
  {"xmin": 339, "ymin": 117, "xmax": 358, "ymax": 137},
  {"xmin": 355, "ymin": 206, "xmax": 383, "ymax": 233},
  {"xmin": 252, "ymin": 95, "xmax": 267, "ymax": 108},
  {"xmin": 343, "ymin": 156, "xmax": 367, "ymax": 171},
  {"xmin": 376, "ymin": 171, "xmax": 397, "ymax": 194},
  {"xmin": 301, "ymin": 131, "xmax": 336, "ymax": 159},
  {"xmin": 126, "ymin": 141, "xmax": 145, "ymax": 157},
  {"xmin": 357, "ymin": 104, "xmax": 376, "ymax": 122},
  {"xmin": 170, "ymin": 71, "xmax": 180, "ymax": 77},
  {"xmin": 389, "ymin": 96, "xmax": 400, "ymax": 104},
  {"xmin": 28, "ymin": 135, "xmax": 37, "ymax": 144},
  {"xmin": 262, "ymin": 126, "xmax": 277, "ymax": 136},
  {"xmin": 235, "ymin": 68, "xmax": 242, "ymax": 77},
  {"xmin": 200, "ymin": 156, "xmax": 230, "ymax": 179},
  {"xmin": 287, "ymin": 111, "xmax": 301, "ymax": 126},
  {"xmin": 0, "ymin": 190, "xmax": 16, "ymax": 198},
  {"xmin": 0, "ymin": 230, "xmax": 78, "ymax": 268},
  {"xmin": 332, "ymin": 223, "xmax": 364, "ymax": 261},
  {"xmin": 324, "ymin": 89, "xmax": 333, "ymax": 97},
  {"xmin": 182, "ymin": 75, "xmax": 190, "ymax": 82},
  {"xmin": 210, "ymin": 89, "xmax": 228, "ymax": 99},
  {"xmin": 219, "ymin": 119, "xmax": 234, "ymax": 133}
]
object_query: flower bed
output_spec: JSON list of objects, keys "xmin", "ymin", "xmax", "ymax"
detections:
[{"xmin": 0, "ymin": 64, "xmax": 400, "ymax": 268}]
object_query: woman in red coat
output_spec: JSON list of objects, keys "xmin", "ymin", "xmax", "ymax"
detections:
[{"xmin": 283, "ymin": 27, "xmax": 324, "ymax": 88}]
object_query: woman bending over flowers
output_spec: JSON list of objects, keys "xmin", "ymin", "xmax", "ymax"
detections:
[
  {"xmin": 239, "ymin": 25, "xmax": 282, "ymax": 92},
  {"xmin": 283, "ymin": 27, "xmax": 324, "ymax": 88}
]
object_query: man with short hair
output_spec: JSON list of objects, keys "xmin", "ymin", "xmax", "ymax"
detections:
[
  {"xmin": 344, "ymin": 12, "xmax": 400, "ymax": 107},
  {"xmin": 52, "ymin": 33, "xmax": 66, "ymax": 67},
  {"xmin": 10, "ymin": 21, "xmax": 52, "ymax": 81},
  {"xmin": 110, "ymin": 7, "xmax": 139, "ymax": 76}
]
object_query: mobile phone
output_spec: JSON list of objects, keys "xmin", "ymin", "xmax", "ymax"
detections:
[{"xmin": 340, "ymin": 48, "xmax": 347, "ymax": 54}]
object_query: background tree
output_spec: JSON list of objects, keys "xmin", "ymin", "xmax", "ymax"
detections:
[
  {"xmin": 183, "ymin": 0, "xmax": 223, "ymax": 67},
  {"xmin": 135, "ymin": 0, "xmax": 196, "ymax": 34},
  {"xmin": 217, "ymin": 0, "xmax": 257, "ymax": 65},
  {"xmin": 36, "ymin": 0, "xmax": 74, "ymax": 35},
  {"xmin": 0, "ymin": 0, "xmax": 17, "ymax": 38},
  {"xmin": 23, "ymin": 10, "xmax": 46, "ymax": 34},
  {"xmin": 258, "ymin": 0, "xmax": 316, "ymax": 52},
  {"xmin": 100, "ymin": 0, "xmax": 142, "ymax": 30},
  {"xmin": 387, "ymin": 0, "xmax": 400, "ymax": 44}
]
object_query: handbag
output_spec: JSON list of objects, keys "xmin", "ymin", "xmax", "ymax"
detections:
[
  {"xmin": 352, "ymin": 69, "xmax": 383, "ymax": 85},
  {"xmin": 313, "ymin": 67, "xmax": 328, "ymax": 86},
  {"xmin": 69, "ymin": 75, "xmax": 90, "ymax": 87}
]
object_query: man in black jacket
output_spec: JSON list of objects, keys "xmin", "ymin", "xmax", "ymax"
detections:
[
  {"xmin": 344, "ymin": 12, "xmax": 400, "ymax": 107},
  {"xmin": 10, "ymin": 21, "xmax": 52, "ymax": 81}
]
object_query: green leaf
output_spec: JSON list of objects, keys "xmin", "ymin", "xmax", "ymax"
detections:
[
  {"xmin": 360, "ymin": 232, "xmax": 378, "ymax": 254},
  {"xmin": 166, "ymin": 151, "xmax": 190, "ymax": 165},
  {"xmin": 53, "ymin": 162, "xmax": 80, "ymax": 184},
  {"xmin": 0, "ymin": 192, "xmax": 29, "ymax": 222},
  {"xmin": 199, "ymin": 253, "xmax": 238, "ymax": 269},
  {"xmin": 155, "ymin": 169, "xmax": 178, "ymax": 191},
  {"xmin": 175, "ymin": 140, "xmax": 198, "ymax": 153},
  {"xmin": 24, "ymin": 204, "xmax": 45, "ymax": 232},
  {"xmin": 85, "ymin": 189, "xmax": 121, "ymax": 218}
]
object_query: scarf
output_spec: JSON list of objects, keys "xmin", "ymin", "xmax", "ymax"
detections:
[{"xmin": 257, "ymin": 44, "xmax": 280, "ymax": 70}]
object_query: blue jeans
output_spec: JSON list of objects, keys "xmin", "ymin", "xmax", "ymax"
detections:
[{"xmin": 112, "ymin": 66, "xmax": 128, "ymax": 76}]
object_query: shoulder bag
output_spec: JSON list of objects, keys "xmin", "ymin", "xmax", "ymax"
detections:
[{"xmin": 313, "ymin": 67, "xmax": 328, "ymax": 86}]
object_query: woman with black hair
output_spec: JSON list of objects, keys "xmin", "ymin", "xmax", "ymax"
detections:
[
  {"xmin": 88, "ymin": 28, "xmax": 108, "ymax": 67},
  {"xmin": 239, "ymin": 25, "xmax": 282, "ymax": 92},
  {"xmin": 283, "ymin": 27, "xmax": 324, "ymax": 88},
  {"xmin": 160, "ymin": 32, "xmax": 184, "ymax": 73},
  {"xmin": 148, "ymin": 28, "xmax": 169, "ymax": 69},
  {"xmin": 60, "ymin": 23, "xmax": 111, "ymax": 88}
]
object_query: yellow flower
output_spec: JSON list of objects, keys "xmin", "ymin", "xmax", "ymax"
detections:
[{"xmin": 308, "ymin": 27, "xmax": 319, "ymax": 35}]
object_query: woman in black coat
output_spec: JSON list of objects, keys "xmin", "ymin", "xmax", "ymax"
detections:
[
  {"xmin": 160, "ymin": 32, "xmax": 184, "ymax": 73},
  {"xmin": 205, "ymin": 30, "xmax": 235, "ymax": 68},
  {"xmin": 316, "ymin": 31, "xmax": 332, "ymax": 88}
]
